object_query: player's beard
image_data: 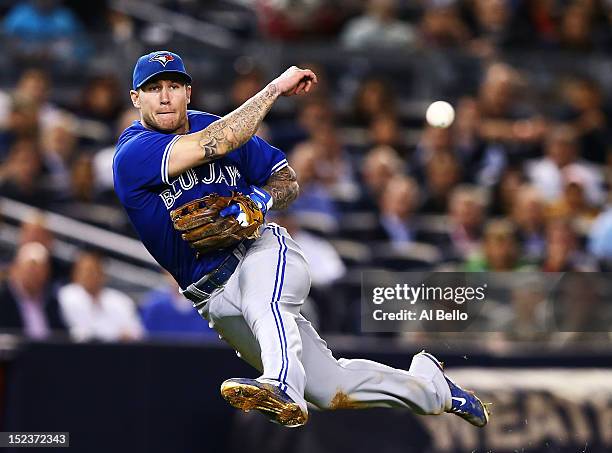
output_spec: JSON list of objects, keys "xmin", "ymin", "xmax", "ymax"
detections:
[{"xmin": 142, "ymin": 109, "xmax": 188, "ymax": 134}]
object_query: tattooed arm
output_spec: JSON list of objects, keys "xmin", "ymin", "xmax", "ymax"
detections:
[
  {"xmin": 263, "ymin": 166, "xmax": 299, "ymax": 210},
  {"xmin": 168, "ymin": 66, "xmax": 317, "ymax": 179}
]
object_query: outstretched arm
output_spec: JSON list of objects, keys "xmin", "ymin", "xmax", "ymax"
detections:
[
  {"xmin": 263, "ymin": 166, "xmax": 299, "ymax": 211},
  {"xmin": 168, "ymin": 67, "xmax": 317, "ymax": 179}
]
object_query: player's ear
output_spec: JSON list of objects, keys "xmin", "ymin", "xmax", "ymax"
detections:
[
  {"xmin": 130, "ymin": 90, "xmax": 141, "ymax": 108},
  {"xmin": 186, "ymin": 85, "xmax": 192, "ymax": 105}
]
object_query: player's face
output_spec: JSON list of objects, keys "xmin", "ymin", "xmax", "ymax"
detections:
[{"xmin": 131, "ymin": 76, "xmax": 192, "ymax": 134}]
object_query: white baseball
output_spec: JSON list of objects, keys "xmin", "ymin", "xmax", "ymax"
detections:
[{"xmin": 426, "ymin": 101, "xmax": 455, "ymax": 128}]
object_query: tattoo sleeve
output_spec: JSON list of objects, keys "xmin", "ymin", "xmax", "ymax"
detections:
[
  {"xmin": 198, "ymin": 83, "xmax": 279, "ymax": 161},
  {"xmin": 263, "ymin": 166, "xmax": 299, "ymax": 211}
]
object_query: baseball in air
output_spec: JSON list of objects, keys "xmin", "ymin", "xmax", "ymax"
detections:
[{"xmin": 426, "ymin": 101, "xmax": 455, "ymax": 128}]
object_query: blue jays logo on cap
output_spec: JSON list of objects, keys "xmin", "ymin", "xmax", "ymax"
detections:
[
  {"xmin": 132, "ymin": 50, "xmax": 192, "ymax": 90},
  {"xmin": 149, "ymin": 53, "xmax": 175, "ymax": 67}
]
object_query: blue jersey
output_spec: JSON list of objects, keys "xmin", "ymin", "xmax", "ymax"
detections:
[{"xmin": 113, "ymin": 110, "xmax": 288, "ymax": 289}]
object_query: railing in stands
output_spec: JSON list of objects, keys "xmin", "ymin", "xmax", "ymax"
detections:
[
  {"xmin": 110, "ymin": 0, "xmax": 238, "ymax": 50},
  {"xmin": 0, "ymin": 197, "xmax": 162, "ymax": 292}
]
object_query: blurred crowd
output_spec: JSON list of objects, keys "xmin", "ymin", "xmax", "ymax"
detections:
[
  {"xmin": 260, "ymin": 0, "xmax": 612, "ymax": 55},
  {"xmin": 3, "ymin": 0, "xmax": 612, "ymax": 64},
  {"xmin": 0, "ymin": 0, "xmax": 611, "ymax": 342},
  {"xmin": 0, "ymin": 218, "xmax": 219, "ymax": 342}
]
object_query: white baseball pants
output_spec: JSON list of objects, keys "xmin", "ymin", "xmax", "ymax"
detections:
[{"xmin": 200, "ymin": 224, "xmax": 451, "ymax": 415}]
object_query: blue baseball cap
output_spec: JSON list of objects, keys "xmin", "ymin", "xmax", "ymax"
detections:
[{"xmin": 132, "ymin": 50, "xmax": 192, "ymax": 90}]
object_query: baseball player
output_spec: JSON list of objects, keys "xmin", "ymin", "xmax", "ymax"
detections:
[{"xmin": 113, "ymin": 51, "xmax": 489, "ymax": 428}]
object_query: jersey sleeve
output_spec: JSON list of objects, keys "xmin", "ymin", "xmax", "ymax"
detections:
[
  {"xmin": 239, "ymin": 135, "xmax": 288, "ymax": 187},
  {"xmin": 114, "ymin": 131, "xmax": 180, "ymax": 194}
]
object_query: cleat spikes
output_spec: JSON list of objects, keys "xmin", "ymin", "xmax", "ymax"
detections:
[{"xmin": 221, "ymin": 378, "xmax": 308, "ymax": 428}]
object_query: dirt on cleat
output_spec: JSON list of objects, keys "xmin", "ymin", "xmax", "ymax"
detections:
[{"xmin": 220, "ymin": 379, "xmax": 308, "ymax": 428}]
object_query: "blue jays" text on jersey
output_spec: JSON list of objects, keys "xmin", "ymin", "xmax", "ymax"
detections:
[{"xmin": 113, "ymin": 110, "xmax": 288, "ymax": 289}]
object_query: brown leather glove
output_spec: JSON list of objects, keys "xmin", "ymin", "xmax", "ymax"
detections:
[{"xmin": 170, "ymin": 192, "xmax": 264, "ymax": 254}]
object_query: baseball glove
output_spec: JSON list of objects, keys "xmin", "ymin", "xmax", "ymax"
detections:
[{"xmin": 170, "ymin": 192, "xmax": 264, "ymax": 254}]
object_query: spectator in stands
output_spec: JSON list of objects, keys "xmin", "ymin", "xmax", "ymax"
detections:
[
  {"xmin": 541, "ymin": 218, "xmax": 598, "ymax": 271},
  {"xmin": 75, "ymin": 75, "xmax": 124, "ymax": 146},
  {"xmin": 419, "ymin": 2, "xmax": 470, "ymax": 48},
  {"xmin": 18, "ymin": 212, "xmax": 53, "ymax": 250},
  {"xmin": 489, "ymin": 165, "xmax": 526, "ymax": 216},
  {"xmin": 526, "ymin": 125, "xmax": 604, "ymax": 206},
  {"xmin": 56, "ymin": 151, "xmax": 122, "ymax": 230},
  {"xmin": 106, "ymin": 9, "xmax": 135, "ymax": 45},
  {"xmin": 367, "ymin": 113, "xmax": 409, "ymax": 158},
  {"xmin": 349, "ymin": 77, "xmax": 397, "ymax": 127},
  {"xmin": 421, "ymin": 150, "xmax": 463, "ymax": 214},
  {"xmin": 273, "ymin": 96, "xmax": 334, "ymax": 153},
  {"xmin": 67, "ymin": 154, "xmax": 97, "ymax": 203},
  {"xmin": 289, "ymin": 142, "xmax": 339, "ymax": 224},
  {"xmin": 438, "ymin": 185, "xmax": 487, "ymax": 260},
  {"xmin": 558, "ymin": 2, "xmax": 597, "ymax": 51},
  {"xmin": 0, "ymin": 68, "xmax": 65, "ymax": 155},
  {"xmin": 0, "ymin": 68, "xmax": 60, "ymax": 134},
  {"xmin": 2, "ymin": 0, "xmax": 90, "ymax": 65},
  {"xmin": 17, "ymin": 212, "xmax": 71, "ymax": 286},
  {"xmin": 412, "ymin": 125, "xmax": 457, "ymax": 181},
  {"xmin": 297, "ymin": 95, "xmax": 335, "ymax": 131},
  {"xmin": 468, "ymin": 0, "xmax": 527, "ymax": 56},
  {"xmin": 453, "ymin": 97, "xmax": 486, "ymax": 176},
  {"xmin": 546, "ymin": 175, "xmax": 600, "ymax": 234},
  {"xmin": 58, "ymin": 251, "xmax": 144, "ymax": 342},
  {"xmin": 39, "ymin": 112, "xmax": 78, "ymax": 198},
  {"xmin": 49, "ymin": 156, "xmax": 124, "ymax": 230},
  {"xmin": 292, "ymin": 122, "xmax": 360, "ymax": 204},
  {"xmin": 0, "ymin": 138, "xmax": 49, "ymax": 207},
  {"xmin": 340, "ymin": 0, "xmax": 417, "ymax": 50},
  {"xmin": 0, "ymin": 242, "xmax": 66, "ymax": 338},
  {"xmin": 477, "ymin": 63, "xmax": 547, "ymax": 170},
  {"xmin": 377, "ymin": 175, "xmax": 422, "ymax": 245},
  {"xmin": 0, "ymin": 97, "xmax": 40, "ymax": 153},
  {"xmin": 464, "ymin": 219, "xmax": 528, "ymax": 271},
  {"xmin": 415, "ymin": 113, "xmax": 483, "ymax": 188},
  {"xmin": 140, "ymin": 271, "xmax": 217, "ymax": 339},
  {"xmin": 556, "ymin": 75, "xmax": 609, "ymax": 164},
  {"xmin": 511, "ymin": 185, "xmax": 547, "ymax": 262},
  {"xmin": 359, "ymin": 145, "xmax": 404, "ymax": 211}
]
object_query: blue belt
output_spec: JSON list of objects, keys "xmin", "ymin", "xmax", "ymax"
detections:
[{"xmin": 182, "ymin": 240, "xmax": 253, "ymax": 310}]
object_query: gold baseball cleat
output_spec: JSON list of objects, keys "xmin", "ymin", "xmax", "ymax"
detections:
[{"xmin": 220, "ymin": 378, "xmax": 308, "ymax": 428}]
